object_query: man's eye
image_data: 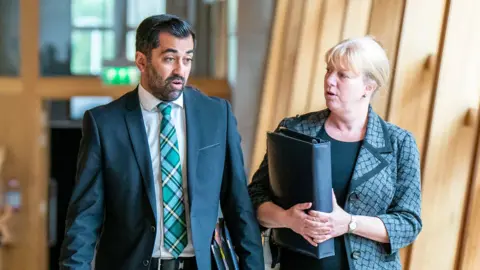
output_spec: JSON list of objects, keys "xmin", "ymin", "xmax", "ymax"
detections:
[{"xmin": 165, "ymin": 57, "xmax": 175, "ymax": 62}]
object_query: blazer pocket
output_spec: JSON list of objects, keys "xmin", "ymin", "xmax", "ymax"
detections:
[{"xmin": 198, "ymin": 142, "xmax": 220, "ymax": 151}]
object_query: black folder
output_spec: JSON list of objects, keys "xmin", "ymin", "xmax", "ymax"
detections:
[
  {"xmin": 267, "ymin": 128, "xmax": 335, "ymax": 259},
  {"xmin": 211, "ymin": 213, "xmax": 240, "ymax": 270}
]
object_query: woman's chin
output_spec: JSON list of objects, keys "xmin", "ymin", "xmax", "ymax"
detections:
[{"xmin": 325, "ymin": 99, "xmax": 338, "ymax": 109}]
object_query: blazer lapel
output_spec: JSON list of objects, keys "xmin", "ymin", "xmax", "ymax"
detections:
[
  {"xmin": 124, "ymin": 89, "xmax": 157, "ymax": 220},
  {"xmin": 183, "ymin": 88, "xmax": 213, "ymax": 210},
  {"xmin": 184, "ymin": 89, "xmax": 200, "ymax": 210},
  {"xmin": 348, "ymin": 107, "xmax": 393, "ymax": 192}
]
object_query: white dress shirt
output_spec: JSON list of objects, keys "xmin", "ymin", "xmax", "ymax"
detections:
[{"xmin": 138, "ymin": 84, "xmax": 194, "ymax": 258}]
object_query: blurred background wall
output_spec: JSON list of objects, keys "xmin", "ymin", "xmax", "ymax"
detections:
[{"xmin": 0, "ymin": 0, "xmax": 479, "ymax": 270}]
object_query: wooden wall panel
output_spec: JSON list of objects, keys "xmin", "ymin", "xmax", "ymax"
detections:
[
  {"xmin": 211, "ymin": 1, "xmax": 228, "ymax": 78},
  {"xmin": 250, "ymin": 0, "xmax": 347, "ymax": 175},
  {"xmin": 459, "ymin": 108, "xmax": 480, "ymax": 270},
  {"xmin": 14, "ymin": 0, "xmax": 47, "ymax": 269},
  {"xmin": 387, "ymin": 0, "xmax": 447, "ymax": 154},
  {"xmin": 0, "ymin": 78, "xmax": 22, "ymax": 95},
  {"xmin": 385, "ymin": 1, "xmax": 447, "ymax": 266},
  {"xmin": 367, "ymin": 0, "xmax": 404, "ymax": 119},
  {"xmin": 307, "ymin": 0, "xmax": 347, "ymax": 112},
  {"xmin": 249, "ymin": 0, "xmax": 289, "ymax": 178},
  {"xmin": 287, "ymin": 0, "xmax": 324, "ymax": 116},
  {"xmin": 166, "ymin": 0, "xmax": 188, "ymax": 20},
  {"xmin": 0, "ymin": 95, "xmax": 46, "ymax": 270},
  {"xmin": 341, "ymin": 0, "xmax": 372, "ymax": 40},
  {"xmin": 408, "ymin": 0, "xmax": 480, "ymax": 269},
  {"xmin": 271, "ymin": 0, "xmax": 305, "ymax": 127}
]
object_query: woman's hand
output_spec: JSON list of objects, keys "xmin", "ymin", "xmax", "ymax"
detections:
[
  {"xmin": 304, "ymin": 191, "xmax": 351, "ymax": 244},
  {"xmin": 283, "ymin": 202, "xmax": 321, "ymax": 246}
]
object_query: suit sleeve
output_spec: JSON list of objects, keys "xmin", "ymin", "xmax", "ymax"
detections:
[
  {"xmin": 220, "ymin": 100, "xmax": 264, "ymax": 270},
  {"xmin": 377, "ymin": 132, "xmax": 423, "ymax": 254},
  {"xmin": 247, "ymin": 119, "xmax": 287, "ymax": 214},
  {"xmin": 59, "ymin": 110, "xmax": 105, "ymax": 270}
]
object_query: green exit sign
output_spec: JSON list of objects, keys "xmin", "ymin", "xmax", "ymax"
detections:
[{"xmin": 101, "ymin": 66, "xmax": 139, "ymax": 85}]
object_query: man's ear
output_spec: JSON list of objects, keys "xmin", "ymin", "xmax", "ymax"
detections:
[{"xmin": 135, "ymin": 52, "xmax": 147, "ymax": 72}]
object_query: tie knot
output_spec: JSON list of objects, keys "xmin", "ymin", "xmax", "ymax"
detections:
[{"xmin": 158, "ymin": 103, "xmax": 172, "ymax": 117}]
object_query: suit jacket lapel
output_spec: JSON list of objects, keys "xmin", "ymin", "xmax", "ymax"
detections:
[
  {"xmin": 348, "ymin": 107, "xmax": 393, "ymax": 192},
  {"xmin": 124, "ymin": 89, "xmax": 157, "ymax": 220},
  {"xmin": 184, "ymin": 89, "xmax": 201, "ymax": 210},
  {"xmin": 184, "ymin": 88, "xmax": 217, "ymax": 210}
]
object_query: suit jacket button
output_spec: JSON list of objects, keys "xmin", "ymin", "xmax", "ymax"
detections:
[
  {"xmin": 151, "ymin": 226, "xmax": 156, "ymax": 232},
  {"xmin": 351, "ymin": 251, "xmax": 361, "ymax": 260},
  {"xmin": 143, "ymin": 260, "xmax": 150, "ymax": 266}
]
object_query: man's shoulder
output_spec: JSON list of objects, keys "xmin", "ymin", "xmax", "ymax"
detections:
[
  {"xmin": 88, "ymin": 89, "xmax": 135, "ymax": 120},
  {"xmin": 184, "ymin": 86, "xmax": 228, "ymax": 108}
]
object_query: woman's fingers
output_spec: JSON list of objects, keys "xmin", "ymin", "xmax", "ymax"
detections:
[
  {"xmin": 307, "ymin": 210, "xmax": 330, "ymax": 223},
  {"xmin": 313, "ymin": 235, "xmax": 331, "ymax": 244},
  {"xmin": 304, "ymin": 222, "xmax": 333, "ymax": 236},
  {"xmin": 294, "ymin": 202, "xmax": 312, "ymax": 211},
  {"xmin": 304, "ymin": 218, "xmax": 332, "ymax": 228},
  {"xmin": 302, "ymin": 234, "xmax": 318, "ymax": 247}
]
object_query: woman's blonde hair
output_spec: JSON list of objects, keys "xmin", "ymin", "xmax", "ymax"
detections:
[{"xmin": 325, "ymin": 36, "xmax": 390, "ymax": 91}]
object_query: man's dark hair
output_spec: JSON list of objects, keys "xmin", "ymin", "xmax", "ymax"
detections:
[{"xmin": 135, "ymin": 14, "xmax": 196, "ymax": 58}]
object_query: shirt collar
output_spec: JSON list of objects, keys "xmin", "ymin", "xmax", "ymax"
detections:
[{"xmin": 138, "ymin": 83, "xmax": 184, "ymax": 112}]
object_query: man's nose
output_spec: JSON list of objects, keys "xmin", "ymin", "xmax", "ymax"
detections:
[{"xmin": 173, "ymin": 61, "xmax": 186, "ymax": 75}]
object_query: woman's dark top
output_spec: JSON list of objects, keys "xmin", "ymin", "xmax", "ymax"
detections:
[{"xmin": 280, "ymin": 127, "xmax": 362, "ymax": 270}]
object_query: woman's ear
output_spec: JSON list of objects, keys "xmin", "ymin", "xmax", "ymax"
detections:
[{"xmin": 364, "ymin": 78, "xmax": 378, "ymax": 97}]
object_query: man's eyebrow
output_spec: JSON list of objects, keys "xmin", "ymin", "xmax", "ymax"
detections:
[
  {"xmin": 160, "ymin": 48, "xmax": 195, "ymax": 54},
  {"xmin": 161, "ymin": 48, "xmax": 178, "ymax": 54}
]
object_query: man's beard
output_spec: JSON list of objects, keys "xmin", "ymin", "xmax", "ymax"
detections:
[{"xmin": 146, "ymin": 63, "xmax": 185, "ymax": 101}]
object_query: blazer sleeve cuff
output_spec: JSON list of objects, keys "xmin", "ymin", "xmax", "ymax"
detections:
[{"xmin": 377, "ymin": 213, "xmax": 421, "ymax": 255}]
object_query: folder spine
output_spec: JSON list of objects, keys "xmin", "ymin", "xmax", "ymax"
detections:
[{"xmin": 312, "ymin": 143, "xmax": 335, "ymax": 258}]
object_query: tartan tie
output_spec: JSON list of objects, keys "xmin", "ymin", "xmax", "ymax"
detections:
[{"xmin": 158, "ymin": 102, "xmax": 187, "ymax": 258}]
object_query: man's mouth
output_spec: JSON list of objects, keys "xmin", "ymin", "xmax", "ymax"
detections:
[
  {"xmin": 171, "ymin": 80, "xmax": 183, "ymax": 86},
  {"xmin": 168, "ymin": 78, "xmax": 184, "ymax": 89}
]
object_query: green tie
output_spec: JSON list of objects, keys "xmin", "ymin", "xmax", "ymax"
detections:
[{"xmin": 158, "ymin": 102, "xmax": 187, "ymax": 258}]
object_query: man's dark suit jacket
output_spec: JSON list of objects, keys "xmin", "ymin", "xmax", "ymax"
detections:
[{"xmin": 59, "ymin": 87, "xmax": 264, "ymax": 270}]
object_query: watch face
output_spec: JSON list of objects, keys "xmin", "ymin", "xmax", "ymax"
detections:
[{"xmin": 349, "ymin": 222, "xmax": 357, "ymax": 230}]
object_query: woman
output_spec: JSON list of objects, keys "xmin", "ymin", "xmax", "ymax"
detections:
[{"xmin": 248, "ymin": 36, "xmax": 422, "ymax": 270}]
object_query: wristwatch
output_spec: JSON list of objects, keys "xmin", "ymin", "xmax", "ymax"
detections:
[{"xmin": 348, "ymin": 215, "xmax": 357, "ymax": 234}]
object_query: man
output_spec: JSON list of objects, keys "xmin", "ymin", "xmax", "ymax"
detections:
[{"xmin": 59, "ymin": 14, "xmax": 263, "ymax": 270}]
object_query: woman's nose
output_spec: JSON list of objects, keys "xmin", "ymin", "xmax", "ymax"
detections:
[{"xmin": 326, "ymin": 73, "xmax": 337, "ymax": 86}]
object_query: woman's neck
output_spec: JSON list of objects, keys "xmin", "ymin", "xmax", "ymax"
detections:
[{"xmin": 325, "ymin": 106, "xmax": 369, "ymax": 141}]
